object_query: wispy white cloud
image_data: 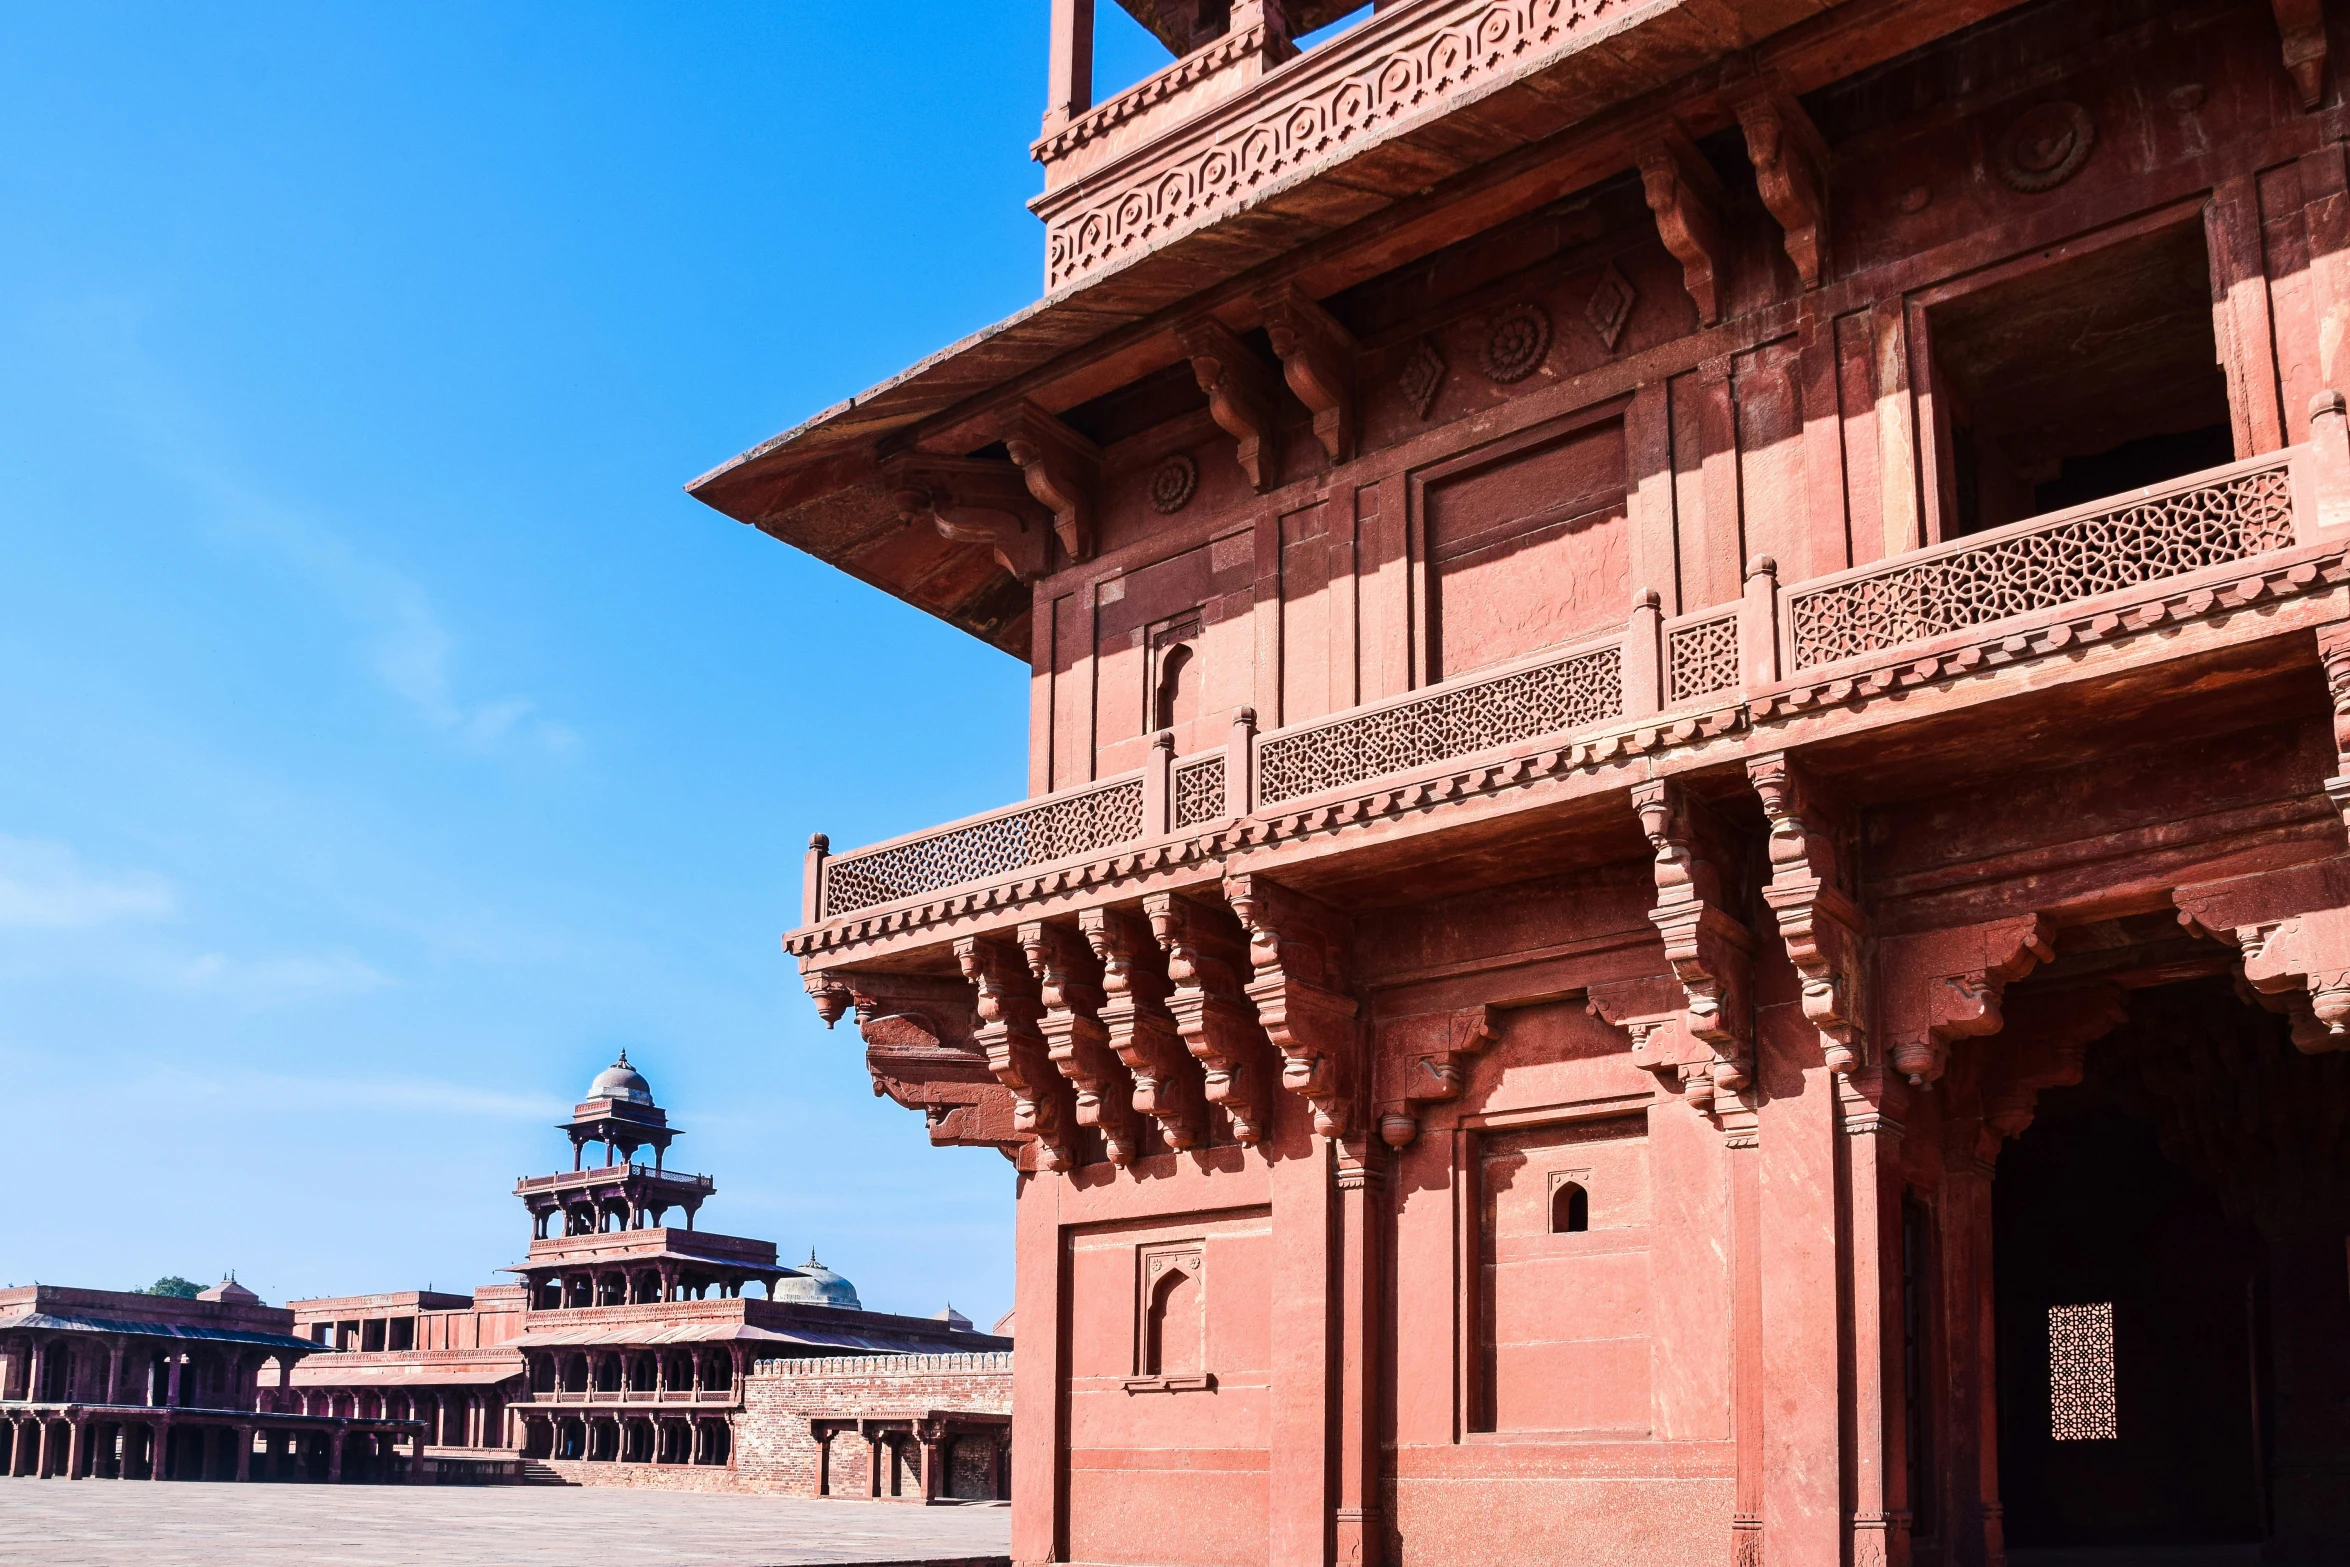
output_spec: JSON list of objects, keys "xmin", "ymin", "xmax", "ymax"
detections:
[
  {"xmin": 0, "ymin": 835, "xmax": 175, "ymax": 928},
  {"xmin": 172, "ymin": 949, "xmax": 391, "ymax": 999}
]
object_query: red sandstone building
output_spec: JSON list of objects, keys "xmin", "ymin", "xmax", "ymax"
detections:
[
  {"xmin": 272, "ymin": 1054, "xmax": 1013, "ymax": 1494},
  {"xmin": 0, "ymin": 1279, "xmax": 419, "ymax": 1482},
  {"xmin": 690, "ymin": 2, "xmax": 2350, "ymax": 1563}
]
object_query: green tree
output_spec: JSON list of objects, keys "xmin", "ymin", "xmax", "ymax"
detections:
[{"xmin": 142, "ymin": 1276, "xmax": 201, "ymax": 1298}]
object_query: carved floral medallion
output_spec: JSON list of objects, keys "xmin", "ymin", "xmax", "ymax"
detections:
[
  {"xmin": 1995, "ymin": 101, "xmax": 2096, "ymax": 193},
  {"xmin": 1149, "ymin": 453, "xmax": 1199, "ymax": 515},
  {"xmin": 1481, "ymin": 303, "xmax": 1552, "ymax": 385}
]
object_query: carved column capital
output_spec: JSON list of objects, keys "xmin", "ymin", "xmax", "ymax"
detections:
[
  {"xmin": 1224, "ymin": 872, "xmax": 1360, "ymax": 1138},
  {"xmin": 999, "ymin": 402, "xmax": 1101, "ymax": 564},
  {"xmin": 1146, "ymin": 890, "xmax": 1274, "ymax": 1144},
  {"xmin": 2177, "ymin": 859, "xmax": 2350, "ymax": 1054},
  {"xmin": 2272, "ymin": 0, "xmax": 2330, "ymax": 111},
  {"xmin": 882, "ymin": 453, "xmax": 1052, "ymax": 582},
  {"xmin": 1637, "ymin": 126, "xmax": 1730, "ymax": 326},
  {"xmin": 1749, "ymin": 753, "xmax": 1867, "ymax": 1074},
  {"xmin": 955, "ymin": 935, "xmax": 1078, "ymax": 1170},
  {"xmin": 1257, "ymin": 283, "xmax": 1357, "ymax": 466},
  {"xmin": 1734, "ymin": 89, "xmax": 1831, "ymax": 290},
  {"xmin": 1176, "ymin": 315, "xmax": 1278, "ymax": 492}
]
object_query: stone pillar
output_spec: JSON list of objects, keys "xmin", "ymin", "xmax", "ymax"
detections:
[
  {"xmin": 165, "ymin": 1353, "xmax": 182, "ymax": 1410},
  {"xmin": 149, "ymin": 1420, "xmax": 170, "ymax": 1481},
  {"xmin": 1841, "ymin": 1069, "xmax": 1911, "ymax": 1567},
  {"xmin": 66, "ymin": 1416, "xmax": 86, "ymax": 1480},
  {"xmin": 326, "ymin": 1431, "xmax": 344, "ymax": 1484},
  {"xmin": 106, "ymin": 1340, "xmax": 125, "ymax": 1407},
  {"xmin": 1011, "ymin": 1168, "xmax": 1065, "ymax": 1566},
  {"xmin": 26, "ymin": 1341, "xmax": 45, "ymax": 1405},
  {"xmin": 235, "ymin": 1426, "xmax": 254, "ymax": 1482},
  {"xmin": 918, "ymin": 1423, "xmax": 944, "ymax": 1504},
  {"xmin": 1333, "ymin": 1141, "xmax": 1383, "ymax": 1567}
]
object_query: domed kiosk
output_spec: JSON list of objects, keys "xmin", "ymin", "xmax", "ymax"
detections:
[{"xmin": 772, "ymin": 1253, "xmax": 862, "ymax": 1311}]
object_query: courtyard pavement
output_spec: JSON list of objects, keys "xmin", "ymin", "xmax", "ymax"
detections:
[{"xmin": 0, "ymin": 1479, "xmax": 1011, "ymax": 1567}]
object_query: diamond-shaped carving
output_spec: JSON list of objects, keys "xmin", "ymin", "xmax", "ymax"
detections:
[
  {"xmin": 1399, "ymin": 336, "xmax": 1446, "ymax": 420},
  {"xmin": 1587, "ymin": 263, "xmax": 1636, "ymax": 351}
]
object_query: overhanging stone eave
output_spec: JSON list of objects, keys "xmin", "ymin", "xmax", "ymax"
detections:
[{"xmin": 684, "ymin": 0, "xmax": 2045, "ymax": 651}]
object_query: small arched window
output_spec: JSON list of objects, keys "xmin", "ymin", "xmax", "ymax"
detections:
[
  {"xmin": 1144, "ymin": 1264, "xmax": 1201, "ymax": 1377},
  {"xmin": 1551, "ymin": 1180, "xmax": 1590, "ymax": 1234},
  {"xmin": 1153, "ymin": 643, "xmax": 1195, "ymax": 733}
]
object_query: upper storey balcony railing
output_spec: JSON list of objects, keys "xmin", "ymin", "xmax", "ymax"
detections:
[
  {"xmin": 1032, "ymin": 0, "xmax": 1657, "ymax": 292},
  {"xmin": 802, "ymin": 417, "xmax": 2350, "ymax": 936},
  {"xmin": 515, "ymin": 1166, "xmax": 715, "ymax": 1196}
]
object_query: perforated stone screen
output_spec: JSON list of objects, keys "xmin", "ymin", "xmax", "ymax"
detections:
[{"xmin": 2048, "ymin": 1301, "xmax": 2117, "ymax": 1442}]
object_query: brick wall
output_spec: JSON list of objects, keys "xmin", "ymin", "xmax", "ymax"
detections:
[
  {"xmin": 739, "ymin": 1353, "xmax": 1013, "ymax": 1498},
  {"xmin": 537, "ymin": 1352, "xmax": 1013, "ymax": 1498}
]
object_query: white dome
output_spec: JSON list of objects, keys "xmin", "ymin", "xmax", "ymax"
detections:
[
  {"xmin": 772, "ymin": 1252, "xmax": 862, "ymax": 1311},
  {"xmin": 587, "ymin": 1051, "xmax": 654, "ymax": 1105}
]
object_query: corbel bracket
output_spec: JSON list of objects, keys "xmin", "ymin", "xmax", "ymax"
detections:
[
  {"xmin": 1632, "ymin": 779, "xmax": 1757, "ymax": 1097},
  {"xmin": 2317, "ymin": 622, "xmax": 2350, "ymax": 830},
  {"xmin": 1588, "ymin": 976, "xmax": 1712, "ymax": 1110},
  {"xmin": 2272, "ymin": 0, "xmax": 2330, "ymax": 111},
  {"xmin": 1224, "ymin": 872, "xmax": 1360, "ymax": 1138},
  {"xmin": 1875, "ymin": 915, "xmax": 2056, "ymax": 1087},
  {"xmin": 1021, "ymin": 920, "xmax": 1142, "ymax": 1167},
  {"xmin": 1981, "ymin": 983, "xmax": 2129, "ymax": 1140},
  {"xmin": 1080, "ymin": 906, "xmax": 1209, "ymax": 1152},
  {"xmin": 1257, "ymin": 283, "xmax": 1357, "ymax": 466},
  {"xmin": 883, "ymin": 453, "xmax": 1052, "ymax": 583},
  {"xmin": 1176, "ymin": 315, "xmax": 1278, "ymax": 493},
  {"xmin": 1378, "ymin": 1003, "xmax": 1498, "ymax": 1147},
  {"xmin": 1735, "ymin": 90, "xmax": 1831, "ymax": 290},
  {"xmin": 1000, "ymin": 402, "xmax": 1102, "ymax": 564},
  {"xmin": 833, "ymin": 970, "xmax": 1021, "ymax": 1158},
  {"xmin": 954, "ymin": 935, "xmax": 1078, "ymax": 1170},
  {"xmin": 1637, "ymin": 127, "xmax": 1731, "ymax": 326},
  {"xmin": 2178, "ymin": 859, "xmax": 2350, "ymax": 1054},
  {"xmin": 1748, "ymin": 754, "xmax": 1867, "ymax": 1073},
  {"xmin": 1146, "ymin": 890, "xmax": 1273, "ymax": 1144}
]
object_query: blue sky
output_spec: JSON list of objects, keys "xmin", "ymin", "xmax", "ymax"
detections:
[{"xmin": 0, "ymin": 4, "xmax": 1209, "ymax": 1324}]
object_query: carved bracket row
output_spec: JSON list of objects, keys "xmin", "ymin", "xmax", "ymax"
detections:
[{"xmin": 1637, "ymin": 90, "xmax": 1831, "ymax": 323}]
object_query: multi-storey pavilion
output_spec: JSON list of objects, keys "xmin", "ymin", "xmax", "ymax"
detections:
[
  {"xmin": 0, "ymin": 1280, "xmax": 422, "ymax": 1483},
  {"xmin": 283, "ymin": 1054, "xmax": 1009, "ymax": 1483},
  {"xmin": 692, "ymin": 2, "xmax": 2350, "ymax": 1563}
]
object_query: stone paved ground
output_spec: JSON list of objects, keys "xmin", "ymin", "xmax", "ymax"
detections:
[{"xmin": 0, "ymin": 1479, "xmax": 1011, "ymax": 1567}]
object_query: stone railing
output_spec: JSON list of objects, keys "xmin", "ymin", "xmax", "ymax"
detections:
[
  {"xmin": 805, "ymin": 434, "xmax": 2340, "ymax": 925},
  {"xmin": 820, "ymin": 773, "xmax": 1147, "ymax": 918},
  {"xmin": 1034, "ymin": 0, "xmax": 1654, "ymax": 291},
  {"xmin": 1783, "ymin": 451, "xmax": 2297, "ymax": 672},
  {"xmin": 1255, "ymin": 636, "xmax": 1626, "ymax": 806}
]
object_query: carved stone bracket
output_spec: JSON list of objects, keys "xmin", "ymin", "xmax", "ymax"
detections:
[
  {"xmin": 2178, "ymin": 858, "xmax": 2350, "ymax": 1054},
  {"xmin": 883, "ymin": 454, "xmax": 1052, "ymax": 582},
  {"xmin": 1021, "ymin": 920, "xmax": 1143, "ymax": 1167},
  {"xmin": 1079, "ymin": 907, "xmax": 1208, "ymax": 1152},
  {"xmin": 1224, "ymin": 872, "xmax": 1360, "ymax": 1138},
  {"xmin": 1874, "ymin": 915, "xmax": 2056, "ymax": 1087},
  {"xmin": 1749, "ymin": 754, "xmax": 1866, "ymax": 1074},
  {"xmin": 1146, "ymin": 890, "xmax": 1274, "ymax": 1144},
  {"xmin": 1176, "ymin": 316, "xmax": 1279, "ymax": 492},
  {"xmin": 954, "ymin": 936, "xmax": 1078, "ymax": 1171},
  {"xmin": 1257, "ymin": 283, "xmax": 1357, "ymax": 466},
  {"xmin": 1000, "ymin": 403, "xmax": 1102, "ymax": 564},
  {"xmin": 829, "ymin": 970, "xmax": 1021, "ymax": 1158},
  {"xmin": 1734, "ymin": 91, "xmax": 1831, "ymax": 290},
  {"xmin": 1377, "ymin": 1004, "xmax": 1498, "ymax": 1147},
  {"xmin": 2272, "ymin": 0, "xmax": 2330, "ymax": 111},
  {"xmin": 1588, "ymin": 975, "xmax": 1713, "ymax": 1110},
  {"xmin": 1637, "ymin": 128, "xmax": 1731, "ymax": 326},
  {"xmin": 1633, "ymin": 779, "xmax": 1758, "ymax": 1099},
  {"xmin": 2317, "ymin": 622, "xmax": 2350, "ymax": 830},
  {"xmin": 1980, "ymin": 983, "xmax": 2129, "ymax": 1140}
]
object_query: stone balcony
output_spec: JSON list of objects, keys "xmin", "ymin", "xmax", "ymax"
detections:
[
  {"xmin": 795, "ymin": 410, "xmax": 2350, "ymax": 969},
  {"xmin": 1029, "ymin": 0, "xmax": 1793, "ymax": 293}
]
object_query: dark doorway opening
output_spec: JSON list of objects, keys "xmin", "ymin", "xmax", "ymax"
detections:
[
  {"xmin": 1993, "ymin": 1058, "xmax": 2267, "ymax": 1548},
  {"xmin": 1926, "ymin": 220, "xmax": 2234, "ymax": 537}
]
